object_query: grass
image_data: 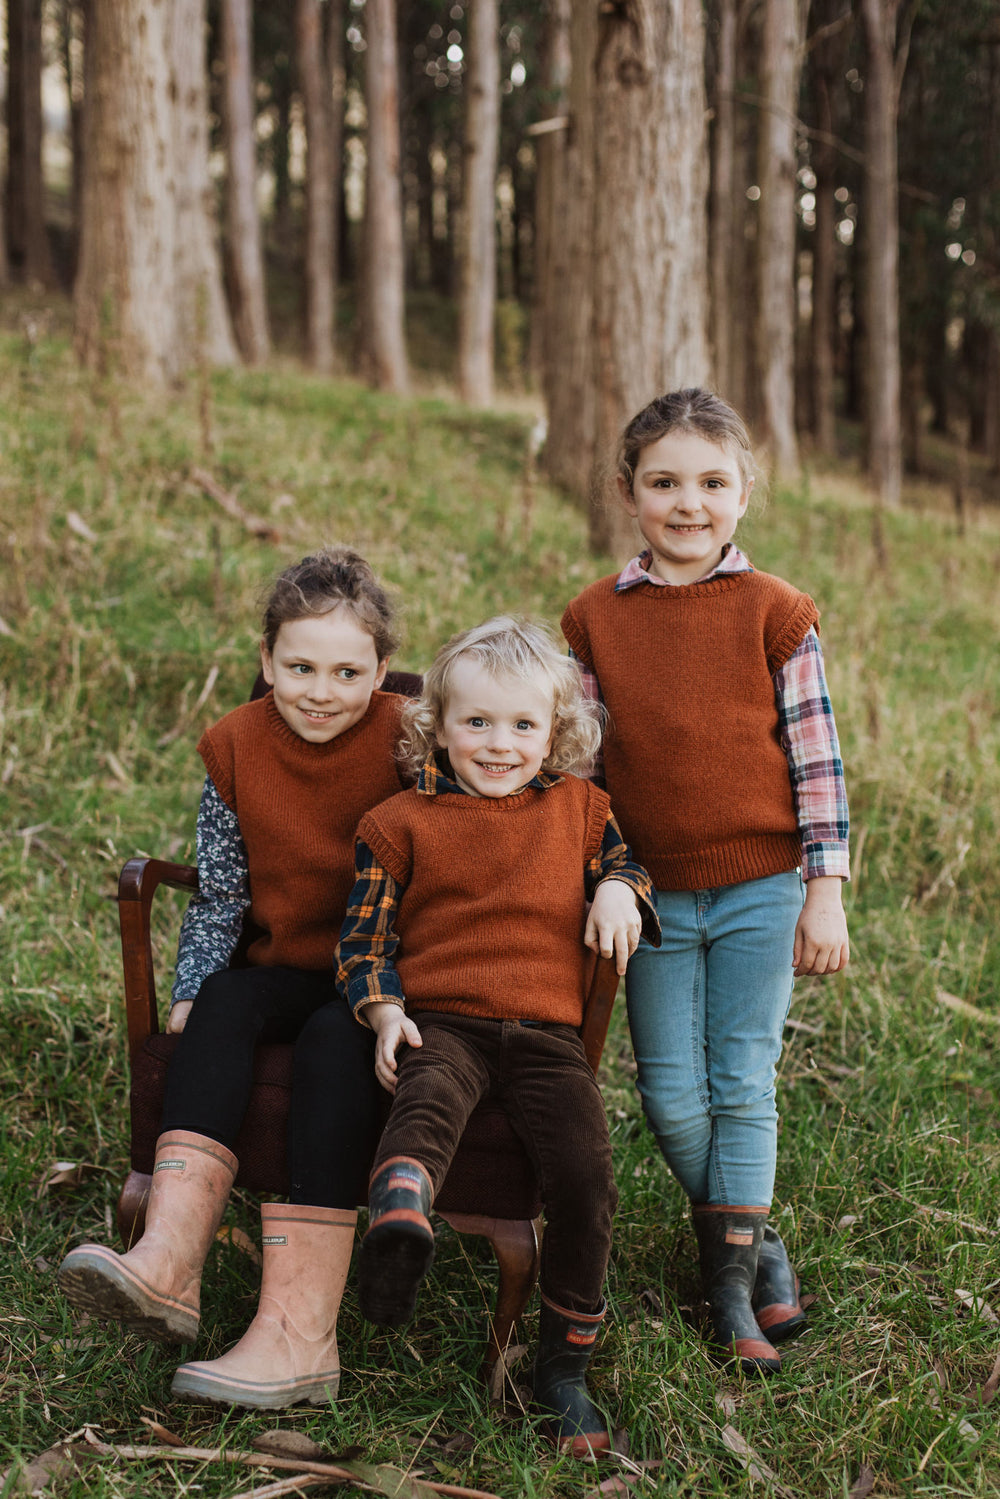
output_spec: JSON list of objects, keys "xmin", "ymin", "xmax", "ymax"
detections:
[{"xmin": 1, "ymin": 302, "xmax": 999, "ymax": 1497}]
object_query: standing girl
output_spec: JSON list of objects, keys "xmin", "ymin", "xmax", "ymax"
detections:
[
  {"xmin": 561, "ymin": 389, "xmax": 850, "ymax": 1375},
  {"xmin": 59, "ymin": 545, "xmax": 407, "ymax": 1408}
]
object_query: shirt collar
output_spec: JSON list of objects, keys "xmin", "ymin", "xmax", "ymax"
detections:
[
  {"xmin": 417, "ymin": 753, "xmax": 563, "ymax": 797},
  {"xmin": 614, "ymin": 543, "xmax": 752, "ymax": 591}
]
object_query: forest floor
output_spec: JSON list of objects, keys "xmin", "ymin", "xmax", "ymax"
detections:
[{"xmin": 2, "ymin": 316, "xmax": 1000, "ymax": 1498}]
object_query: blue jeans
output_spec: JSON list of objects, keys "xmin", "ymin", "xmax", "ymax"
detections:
[{"xmin": 625, "ymin": 871, "xmax": 804, "ymax": 1208}]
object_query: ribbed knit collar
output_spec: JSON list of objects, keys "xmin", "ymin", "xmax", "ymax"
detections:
[
  {"xmin": 417, "ymin": 751, "xmax": 562, "ymax": 798},
  {"xmin": 261, "ymin": 688, "xmax": 388, "ymax": 755},
  {"xmin": 615, "ymin": 543, "xmax": 752, "ymax": 592}
]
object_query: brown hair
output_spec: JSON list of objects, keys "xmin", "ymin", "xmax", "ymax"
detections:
[
  {"xmin": 260, "ymin": 545, "xmax": 400, "ymax": 660},
  {"xmin": 617, "ymin": 388, "xmax": 756, "ymax": 495},
  {"xmin": 398, "ymin": 615, "xmax": 603, "ymax": 779}
]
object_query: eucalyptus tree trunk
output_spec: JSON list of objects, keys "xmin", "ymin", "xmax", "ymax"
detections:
[
  {"xmin": 755, "ymin": 0, "xmax": 806, "ymax": 479},
  {"xmin": 171, "ymin": 0, "xmax": 238, "ymax": 366},
  {"xmin": 296, "ymin": 0, "xmax": 336, "ymax": 372},
  {"xmin": 530, "ymin": 0, "xmax": 571, "ymax": 385},
  {"xmin": 458, "ymin": 0, "xmax": 500, "ymax": 407},
  {"xmin": 221, "ymin": 0, "xmax": 271, "ymax": 364},
  {"xmin": 74, "ymin": 0, "xmax": 178, "ymax": 381},
  {"xmin": 709, "ymin": 0, "xmax": 738, "ymax": 397},
  {"xmin": 358, "ymin": 0, "xmax": 409, "ymax": 392},
  {"xmin": 859, "ymin": 0, "xmax": 907, "ymax": 507},
  {"xmin": 6, "ymin": 0, "xmax": 57, "ymax": 285}
]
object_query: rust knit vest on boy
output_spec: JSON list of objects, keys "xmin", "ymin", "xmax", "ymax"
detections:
[
  {"xmin": 198, "ymin": 690, "xmax": 406, "ymax": 970},
  {"xmin": 356, "ymin": 776, "xmax": 610, "ymax": 1024},
  {"xmin": 561, "ymin": 570, "xmax": 818, "ymax": 891}
]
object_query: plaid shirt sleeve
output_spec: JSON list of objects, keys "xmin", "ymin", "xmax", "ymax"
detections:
[
  {"xmin": 774, "ymin": 627, "xmax": 851, "ymax": 880},
  {"xmin": 585, "ymin": 812, "xmax": 661, "ymax": 946},
  {"xmin": 336, "ymin": 839, "xmax": 407, "ymax": 1023},
  {"xmin": 171, "ymin": 775, "xmax": 250, "ymax": 1006}
]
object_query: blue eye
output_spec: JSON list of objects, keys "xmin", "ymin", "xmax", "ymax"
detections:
[
  {"xmin": 516, "ymin": 720, "xmax": 535, "ymax": 732},
  {"xmin": 291, "ymin": 664, "xmax": 312, "ymax": 675}
]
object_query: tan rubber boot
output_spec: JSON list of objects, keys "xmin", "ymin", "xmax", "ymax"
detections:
[
  {"xmin": 58, "ymin": 1131, "xmax": 238, "ymax": 1344},
  {"xmin": 170, "ymin": 1203, "xmax": 357, "ymax": 1409}
]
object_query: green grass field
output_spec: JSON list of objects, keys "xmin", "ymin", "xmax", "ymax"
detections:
[{"xmin": 2, "ymin": 314, "xmax": 999, "ymax": 1497}]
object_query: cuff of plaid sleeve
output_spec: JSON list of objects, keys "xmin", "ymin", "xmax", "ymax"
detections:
[{"xmin": 802, "ymin": 849, "xmax": 851, "ymax": 881}]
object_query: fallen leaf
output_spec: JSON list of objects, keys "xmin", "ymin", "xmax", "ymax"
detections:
[
  {"xmin": 714, "ymin": 1393, "xmax": 738, "ymax": 1417},
  {"xmin": 252, "ymin": 1431, "xmax": 328, "ymax": 1461},
  {"xmin": 66, "ymin": 510, "xmax": 98, "ymax": 543},
  {"xmin": 837, "ymin": 1214, "xmax": 859, "ymax": 1230},
  {"xmin": 847, "ymin": 1466, "xmax": 876, "ymax": 1499},
  {"xmin": 36, "ymin": 1161, "xmax": 84, "ymax": 1195},
  {"xmin": 0, "ymin": 1442, "xmax": 95, "ymax": 1494},
  {"xmin": 936, "ymin": 989, "xmax": 1000, "ymax": 1026},
  {"xmin": 141, "ymin": 1417, "xmax": 193, "ymax": 1448},
  {"xmin": 336, "ymin": 1460, "xmax": 454, "ymax": 1498},
  {"xmin": 955, "ymin": 1289, "xmax": 998, "ymax": 1324},
  {"xmin": 720, "ymin": 1426, "xmax": 793, "ymax": 1495},
  {"xmin": 957, "ymin": 1418, "xmax": 977, "ymax": 1441},
  {"xmin": 979, "ymin": 1347, "xmax": 1000, "ymax": 1405},
  {"xmin": 637, "ymin": 1287, "xmax": 663, "ymax": 1316}
]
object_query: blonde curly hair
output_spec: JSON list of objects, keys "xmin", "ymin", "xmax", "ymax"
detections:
[{"xmin": 399, "ymin": 616, "xmax": 603, "ymax": 780}]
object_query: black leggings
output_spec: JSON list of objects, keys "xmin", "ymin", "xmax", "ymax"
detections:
[{"xmin": 162, "ymin": 966, "xmax": 385, "ymax": 1208}]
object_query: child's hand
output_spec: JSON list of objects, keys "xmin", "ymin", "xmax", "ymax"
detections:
[
  {"xmin": 167, "ymin": 1001, "xmax": 193, "ymax": 1034},
  {"xmin": 585, "ymin": 878, "xmax": 643, "ymax": 976},
  {"xmin": 364, "ymin": 1001, "xmax": 423, "ymax": 1094},
  {"xmin": 793, "ymin": 876, "xmax": 850, "ymax": 976}
]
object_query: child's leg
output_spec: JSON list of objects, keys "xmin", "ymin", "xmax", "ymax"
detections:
[
  {"xmin": 287, "ymin": 998, "xmax": 387, "ymax": 1207},
  {"xmin": 699, "ymin": 871, "xmax": 803, "ymax": 1207},
  {"xmin": 625, "ymin": 888, "xmax": 714, "ymax": 1201},
  {"xmin": 360, "ymin": 1014, "xmax": 491, "ymax": 1327},
  {"xmin": 162, "ymin": 966, "xmax": 336, "ymax": 1146}
]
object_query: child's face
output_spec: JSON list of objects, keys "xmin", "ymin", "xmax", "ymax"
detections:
[
  {"xmin": 437, "ymin": 657, "xmax": 554, "ymax": 798},
  {"xmin": 260, "ymin": 607, "xmax": 387, "ymax": 744},
  {"xmin": 619, "ymin": 429, "xmax": 752, "ymax": 585}
]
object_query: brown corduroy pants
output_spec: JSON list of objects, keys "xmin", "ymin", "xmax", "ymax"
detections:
[{"xmin": 373, "ymin": 1010, "xmax": 618, "ymax": 1313}]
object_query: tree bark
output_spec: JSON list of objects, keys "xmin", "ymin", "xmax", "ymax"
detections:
[
  {"xmin": 530, "ymin": 0, "xmax": 572, "ymax": 387},
  {"xmin": 6, "ymin": 0, "xmax": 57, "ymax": 285},
  {"xmin": 458, "ymin": 0, "xmax": 500, "ymax": 406},
  {"xmin": 755, "ymin": 0, "xmax": 805, "ymax": 479},
  {"xmin": 860, "ymin": 0, "xmax": 905, "ymax": 506},
  {"xmin": 358, "ymin": 0, "xmax": 409, "ymax": 393},
  {"xmin": 220, "ymin": 0, "xmax": 271, "ymax": 364},
  {"xmin": 171, "ymin": 0, "xmax": 238, "ymax": 366},
  {"xmin": 709, "ymin": 0, "xmax": 738, "ymax": 396},
  {"xmin": 296, "ymin": 0, "xmax": 336, "ymax": 372}
]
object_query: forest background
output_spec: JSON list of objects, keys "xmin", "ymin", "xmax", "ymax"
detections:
[{"xmin": 1, "ymin": 0, "xmax": 1000, "ymax": 1496}]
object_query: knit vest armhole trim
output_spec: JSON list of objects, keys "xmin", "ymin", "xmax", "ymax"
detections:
[
  {"xmin": 560, "ymin": 601, "xmax": 592, "ymax": 667},
  {"xmin": 583, "ymin": 782, "xmax": 612, "ymax": 861},
  {"xmin": 357, "ymin": 815, "xmax": 412, "ymax": 888},
  {"xmin": 197, "ymin": 730, "xmax": 236, "ymax": 813},
  {"xmin": 766, "ymin": 594, "xmax": 820, "ymax": 675}
]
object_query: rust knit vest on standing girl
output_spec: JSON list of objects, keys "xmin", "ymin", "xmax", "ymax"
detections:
[
  {"xmin": 355, "ymin": 776, "xmax": 611, "ymax": 1024},
  {"xmin": 198, "ymin": 691, "xmax": 406, "ymax": 970},
  {"xmin": 561, "ymin": 570, "xmax": 819, "ymax": 891}
]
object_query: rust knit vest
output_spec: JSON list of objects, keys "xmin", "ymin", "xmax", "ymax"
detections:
[
  {"xmin": 198, "ymin": 691, "xmax": 406, "ymax": 970},
  {"xmin": 562, "ymin": 570, "xmax": 818, "ymax": 890},
  {"xmin": 356, "ymin": 776, "xmax": 611, "ymax": 1023}
]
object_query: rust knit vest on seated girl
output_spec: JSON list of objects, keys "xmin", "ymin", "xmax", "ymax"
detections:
[
  {"xmin": 198, "ymin": 690, "xmax": 406, "ymax": 970},
  {"xmin": 356, "ymin": 775, "xmax": 611, "ymax": 1024},
  {"xmin": 561, "ymin": 569, "xmax": 819, "ymax": 891}
]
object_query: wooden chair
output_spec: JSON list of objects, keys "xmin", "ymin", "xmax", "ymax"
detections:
[{"xmin": 117, "ymin": 858, "xmax": 620, "ymax": 1384}]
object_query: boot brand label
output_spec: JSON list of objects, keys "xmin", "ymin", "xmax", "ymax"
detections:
[
  {"xmin": 262, "ymin": 1235, "xmax": 288, "ymax": 1246},
  {"xmin": 154, "ymin": 1159, "xmax": 187, "ymax": 1173},
  {"xmin": 566, "ymin": 1326, "xmax": 598, "ymax": 1346},
  {"xmin": 725, "ymin": 1230, "xmax": 754, "ymax": 1245},
  {"xmin": 387, "ymin": 1171, "xmax": 422, "ymax": 1193}
]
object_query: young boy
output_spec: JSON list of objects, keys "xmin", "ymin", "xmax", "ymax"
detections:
[{"xmin": 338, "ymin": 616, "xmax": 658, "ymax": 1456}]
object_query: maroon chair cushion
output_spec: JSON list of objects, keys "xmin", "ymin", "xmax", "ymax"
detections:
[{"xmin": 129, "ymin": 1034, "xmax": 542, "ymax": 1216}]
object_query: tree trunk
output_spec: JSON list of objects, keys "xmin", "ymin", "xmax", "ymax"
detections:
[
  {"xmin": 458, "ymin": 0, "xmax": 500, "ymax": 406},
  {"xmin": 709, "ymin": 0, "xmax": 737, "ymax": 396},
  {"xmin": 810, "ymin": 69, "xmax": 838, "ymax": 455},
  {"xmin": 588, "ymin": 0, "xmax": 711, "ymax": 553},
  {"xmin": 358, "ymin": 0, "xmax": 409, "ymax": 393},
  {"xmin": 755, "ymin": 0, "xmax": 805, "ymax": 479},
  {"xmin": 860, "ymin": 0, "xmax": 904, "ymax": 507},
  {"xmin": 221, "ymin": 0, "xmax": 271, "ymax": 364},
  {"xmin": 328, "ymin": 0, "xmax": 346, "ymax": 291},
  {"xmin": 74, "ymin": 0, "xmax": 178, "ymax": 381},
  {"xmin": 6, "ymin": 0, "xmax": 57, "ymax": 285},
  {"xmin": 530, "ymin": 0, "xmax": 572, "ymax": 387},
  {"xmin": 296, "ymin": 0, "xmax": 336, "ymax": 372},
  {"xmin": 170, "ymin": 0, "xmax": 238, "ymax": 366}
]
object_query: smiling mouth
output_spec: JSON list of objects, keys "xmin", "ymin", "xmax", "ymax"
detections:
[
  {"xmin": 301, "ymin": 708, "xmax": 338, "ymax": 721},
  {"xmin": 476, "ymin": 762, "xmax": 517, "ymax": 775}
]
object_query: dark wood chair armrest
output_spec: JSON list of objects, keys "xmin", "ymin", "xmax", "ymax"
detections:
[
  {"xmin": 579, "ymin": 955, "xmax": 620, "ymax": 1075},
  {"xmin": 118, "ymin": 857, "xmax": 199, "ymax": 1063}
]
